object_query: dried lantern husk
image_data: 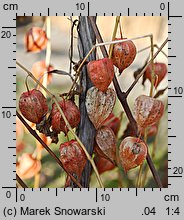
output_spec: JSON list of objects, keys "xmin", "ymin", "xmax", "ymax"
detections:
[
  {"xmin": 145, "ymin": 62, "xmax": 167, "ymax": 88},
  {"xmin": 111, "ymin": 38, "xmax": 136, "ymax": 74},
  {"xmin": 51, "ymin": 99, "xmax": 80, "ymax": 134},
  {"xmin": 119, "ymin": 136, "xmax": 147, "ymax": 173},
  {"xmin": 19, "ymin": 89, "xmax": 48, "ymax": 124},
  {"xmin": 86, "ymin": 87, "xmax": 116, "ymax": 129},
  {"xmin": 87, "ymin": 58, "xmax": 115, "ymax": 92},
  {"xmin": 59, "ymin": 140, "xmax": 86, "ymax": 181},
  {"xmin": 25, "ymin": 27, "xmax": 48, "ymax": 52},
  {"xmin": 95, "ymin": 126, "xmax": 116, "ymax": 163},
  {"xmin": 134, "ymin": 95, "xmax": 164, "ymax": 129}
]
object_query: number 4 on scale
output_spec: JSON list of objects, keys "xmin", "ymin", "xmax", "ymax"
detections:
[{"xmin": 166, "ymin": 207, "xmax": 180, "ymax": 216}]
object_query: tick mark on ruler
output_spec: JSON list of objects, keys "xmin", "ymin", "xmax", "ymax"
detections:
[
  {"xmin": 87, "ymin": 2, "xmax": 90, "ymax": 16},
  {"xmin": 2, "ymin": 106, "xmax": 16, "ymax": 109},
  {"xmin": 168, "ymin": 95, "xmax": 182, "ymax": 98},
  {"xmin": 56, "ymin": 188, "xmax": 58, "ymax": 196},
  {"xmin": 2, "ymin": 26, "xmax": 16, "ymax": 29},
  {"xmin": 135, "ymin": 188, "xmax": 138, "ymax": 196},
  {"xmin": 168, "ymin": 2, "xmax": 183, "ymax": 20},
  {"xmin": 95, "ymin": 188, "xmax": 98, "ymax": 202},
  {"xmin": 168, "ymin": 175, "xmax": 183, "ymax": 178}
]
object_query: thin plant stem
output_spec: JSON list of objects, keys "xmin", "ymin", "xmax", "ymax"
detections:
[
  {"xmin": 16, "ymin": 111, "xmax": 82, "ymax": 188},
  {"xmin": 16, "ymin": 61, "xmax": 104, "ymax": 188},
  {"xmin": 34, "ymin": 146, "xmax": 42, "ymax": 188},
  {"xmin": 43, "ymin": 16, "xmax": 51, "ymax": 93},
  {"xmin": 149, "ymin": 35, "xmax": 155, "ymax": 97},
  {"xmin": 137, "ymin": 129, "xmax": 148, "ymax": 187},
  {"xmin": 25, "ymin": 75, "xmax": 30, "ymax": 92},
  {"xmin": 16, "ymin": 174, "xmax": 28, "ymax": 188},
  {"xmin": 17, "ymin": 61, "xmax": 52, "ymax": 96},
  {"xmin": 66, "ymin": 46, "xmax": 95, "ymax": 97},
  {"xmin": 34, "ymin": 16, "xmax": 51, "ymax": 188},
  {"xmin": 142, "ymin": 124, "xmax": 159, "ymax": 187},
  {"xmin": 34, "ymin": 171, "xmax": 41, "ymax": 188},
  {"xmin": 136, "ymin": 164, "xmax": 143, "ymax": 187},
  {"xmin": 137, "ymin": 44, "xmax": 168, "ymax": 58},
  {"xmin": 109, "ymin": 16, "xmax": 120, "ymax": 58}
]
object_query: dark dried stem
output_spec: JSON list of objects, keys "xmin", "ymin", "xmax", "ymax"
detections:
[
  {"xmin": 16, "ymin": 174, "xmax": 28, "ymax": 188},
  {"xmin": 69, "ymin": 19, "xmax": 78, "ymax": 73},
  {"xmin": 88, "ymin": 16, "xmax": 165, "ymax": 188},
  {"xmin": 16, "ymin": 111, "xmax": 82, "ymax": 188}
]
